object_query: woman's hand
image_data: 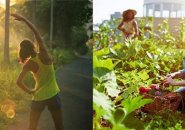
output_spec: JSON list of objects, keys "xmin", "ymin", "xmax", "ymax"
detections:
[
  {"xmin": 11, "ymin": 13, "xmax": 25, "ymax": 21},
  {"xmin": 163, "ymin": 77, "xmax": 176, "ymax": 86}
]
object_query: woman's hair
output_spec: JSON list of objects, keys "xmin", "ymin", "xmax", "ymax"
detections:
[{"xmin": 19, "ymin": 39, "xmax": 36, "ymax": 63}]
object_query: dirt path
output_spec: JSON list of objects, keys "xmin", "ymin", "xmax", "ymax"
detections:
[{"xmin": 6, "ymin": 56, "xmax": 92, "ymax": 130}]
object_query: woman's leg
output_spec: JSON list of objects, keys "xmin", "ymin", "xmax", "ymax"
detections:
[
  {"xmin": 28, "ymin": 109, "xmax": 43, "ymax": 130},
  {"xmin": 47, "ymin": 94, "xmax": 63, "ymax": 130},
  {"xmin": 28, "ymin": 101, "xmax": 45, "ymax": 130},
  {"xmin": 49, "ymin": 109, "xmax": 63, "ymax": 130}
]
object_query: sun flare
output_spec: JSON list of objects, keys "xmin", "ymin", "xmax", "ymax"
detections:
[{"xmin": 1, "ymin": 99, "xmax": 16, "ymax": 119}]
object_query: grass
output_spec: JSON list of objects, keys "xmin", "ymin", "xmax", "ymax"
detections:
[{"xmin": 0, "ymin": 49, "xmax": 31, "ymax": 129}]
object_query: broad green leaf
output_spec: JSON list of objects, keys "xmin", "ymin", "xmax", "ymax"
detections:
[
  {"xmin": 112, "ymin": 124, "xmax": 131, "ymax": 130},
  {"xmin": 100, "ymin": 71, "xmax": 116, "ymax": 82},
  {"xmin": 127, "ymin": 61, "xmax": 137, "ymax": 68},
  {"xmin": 105, "ymin": 81, "xmax": 120, "ymax": 97},
  {"xmin": 122, "ymin": 96, "xmax": 153, "ymax": 118},
  {"xmin": 93, "ymin": 103, "xmax": 107, "ymax": 120},
  {"xmin": 123, "ymin": 112, "xmax": 145, "ymax": 130},
  {"xmin": 113, "ymin": 44, "xmax": 123, "ymax": 50},
  {"xmin": 164, "ymin": 66, "xmax": 170, "ymax": 72},
  {"xmin": 93, "ymin": 67, "xmax": 111, "ymax": 81},
  {"xmin": 93, "ymin": 67, "xmax": 120, "ymax": 97},
  {"xmin": 101, "ymin": 71, "xmax": 120, "ymax": 97},
  {"xmin": 95, "ymin": 83, "xmax": 105, "ymax": 92},
  {"xmin": 93, "ymin": 89, "xmax": 114, "ymax": 113},
  {"xmin": 138, "ymin": 71, "xmax": 149, "ymax": 81},
  {"xmin": 138, "ymin": 61, "xmax": 147, "ymax": 68},
  {"xmin": 93, "ymin": 56, "xmax": 114, "ymax": 70}
]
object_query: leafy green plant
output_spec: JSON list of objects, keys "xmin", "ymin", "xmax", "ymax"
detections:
[
  {"xmin": 93, "ymin": 18, "xmax": 185, "ymax": 129},
  {"xmin": 51, "ymin": 49, "xmax": 76, "ymax": 68}
]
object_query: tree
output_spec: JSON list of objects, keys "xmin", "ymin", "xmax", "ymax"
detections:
[
  {"xmin": 4, "ymin": 0, "xmax": 10, "ymax": 63},
  {"xmin": 53, "ymin": 0, "xmax": 92, "ymax": 47},
  {"xmin": 21, "ymin": 0, "xmax": 92, "ymax": 47},
  {"xmin": 13, "ymin": 0, "xmax": 92, "ymax": 52}
]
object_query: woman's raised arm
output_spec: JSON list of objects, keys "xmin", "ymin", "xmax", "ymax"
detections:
[{"xmin": 11, "ymin": 14, "xmax": 51, "ymax": 60}]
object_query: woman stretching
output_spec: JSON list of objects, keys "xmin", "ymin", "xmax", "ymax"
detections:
[{"xmin": 12, "ymin": 14, "xmax": 63, "ymax": 130}]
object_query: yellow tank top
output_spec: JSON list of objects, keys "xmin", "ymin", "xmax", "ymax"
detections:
[{"xmin": 30, "ymin": 54, "xmax": 60, "ymax": 101}]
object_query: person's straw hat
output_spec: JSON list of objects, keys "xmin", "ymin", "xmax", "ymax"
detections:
[{"xmin": 122, "ymin": 9, "xmax": 137, "ymax": 17}]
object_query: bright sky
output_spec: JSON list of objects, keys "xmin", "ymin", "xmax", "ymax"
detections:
[
  {"xmin": 0, "ymin": 0, "xmax": 26, "ymax": 8},
  {"xmin": 93, "ymin": 0, "xmax": 144, "ymax": 24}
]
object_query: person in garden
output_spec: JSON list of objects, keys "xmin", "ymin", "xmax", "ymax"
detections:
[
  {"xmin": 12, "ymin": 14, "xmax": 63, "ymax": 130},
  {"xmin": 118, "ymin": 9, "xmax": 139, "ymax": 39},
  {"xmin": 163, "ymin": 70, "xmax": 185, "ymax": 92},
  {"xmin": 163, "ymin": 69, "xmax": 185, "ymax": 111}
]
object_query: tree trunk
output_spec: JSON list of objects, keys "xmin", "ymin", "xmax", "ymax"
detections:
[{"xmin": 4, "ymin": 0, "xmax": 10, "ymax": 64}]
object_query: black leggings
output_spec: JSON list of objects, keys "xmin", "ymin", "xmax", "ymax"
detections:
[{"xmin": 28, "ymin": 94, "xmax": 63, "ymax": 130}]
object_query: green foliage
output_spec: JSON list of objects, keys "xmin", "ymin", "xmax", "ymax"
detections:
[
  {"xmin": 122, "ymin": 96, "xmax": 153, "ymax": 119},
  {"xmin": 93, "ymin": 89, "xmax": 114, "ymax": 130},
  {"xmin": 93, "ymin": 18, "xmax": 185, "ymax": 129},
  {"xmin": 51, "ymin": 49, "xmax": 76, "ymax": 68},
  {"xmin": 143, "ymin": 111, "xmax": 185, "ymax": 130},
  {"xmin": 0, "ymin": 54, "xmax": 30, "ymax": 129},
  {"xmin": 176, "ymin": 18, "xmax": 185, "ymax": 48},
  {"xmin": 71, "ymin": 26, "xmax": 89, "ymax": 55},
  {"xmin": 93, "ymin": 19, "xmax": 122, "ymax": 49},
  {"xmin": 11, "ymin": 0, "xmax": 92, "ymax": 54}
]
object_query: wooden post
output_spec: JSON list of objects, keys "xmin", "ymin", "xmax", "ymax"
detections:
[{"xmin": 4, "ymin": 0, "xmax": 10, "ymax": 63}]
